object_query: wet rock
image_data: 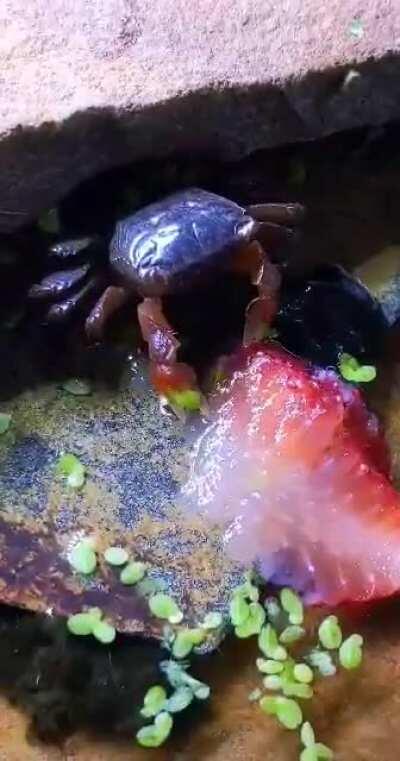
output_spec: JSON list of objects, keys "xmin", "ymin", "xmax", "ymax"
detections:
[{"xmin": 0, "ymin": 0, "xmax": 400, "ymax": 231}]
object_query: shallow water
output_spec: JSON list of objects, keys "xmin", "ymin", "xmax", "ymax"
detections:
[{"xmin": 3, "ymin": 597, "xmax": 400, "ymax": 761}]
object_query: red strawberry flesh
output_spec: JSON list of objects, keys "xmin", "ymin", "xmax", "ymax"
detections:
[{"xmin": 183, "ymin": 344, "xmax": 400, "ymax": 606}]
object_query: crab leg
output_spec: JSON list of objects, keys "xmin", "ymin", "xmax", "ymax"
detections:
[
  {"xmin": 233, "ymin": 241, "xmax": 281, "ymax": 346},
  {"xmin": 43, "ymin": 276, "xmax": 101, "ymax": 323},
  {"xmin": 28, "ymin": 263, "xmax": 91, "ymax": 301},
  {"xmin": 246, "ymin": 202, "xmax": 305, "ymax": 225},
  {"xmin": 246, "ymin": 203, "xmax": 305, "ymax": 261},
  {"xmin": 137, "ymin": 297, "xmax": 202, "ymax": 415},
  {"xmin": 85, "ymin": 285, "xmax": 129, "ymax": 342},
  {"xmin": 137, "ymin": 297, "xmax": 180, "ymax": 365}
]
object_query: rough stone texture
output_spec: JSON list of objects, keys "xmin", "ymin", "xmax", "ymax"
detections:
[{"xmin": 0, "ymin": 0, "xmax": 399, "ymax": 231}]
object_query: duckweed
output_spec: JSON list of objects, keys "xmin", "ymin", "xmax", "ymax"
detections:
[
  {"xmin": 57, "ymin": 453, "xmax": 86, "ymax": 489},
  {"xmin": 282, "ymin": 682, "xmax": 313, "ymax": 700},
  {"xmin": 280, "ymin": 588, "xmax": 304, "ymax": 625},
  {"xmin": 280, "ymin": 625, "xmax": 306, "ymax": 644},
  {"xmin": 263, "ymin": 675, "xmax": 282, "ymax": 691},
  {"xmin": 140, "ymin": 686, "xmax": 167, "ymax": 719},
  {"xmin": 256, "ymin": 658, "xmax": 284, "ymax": 675},
  {"xmin": 229, "ymin": 594, "xmax": 250, "ymax": 627},
  {"xmin": 338, "ymin": 352, "xmax": 376, "ymax": 383},
  {"xmin": 104, "ymin": 546, "xmax": 129, "ymax": 566},
  {"xmin": 92, "ymin": 620, "xmax": 116, "ymax": 644},
  {"xmin": 168, "ymin": 389, "xmax": 201, "ymax": 412},
  {"xmin": 149, "ymin": 593, "xmax": 184, "ymax": 624},
  {"xmin": 165, "ymin": 686, "xmax": 194, "ymax": 713},
  {"xmin": 306, "ymin": 649, "xmax": 337, "ymax": 677},
  {"xmin": 136, "ymin": 711, "xmax": 173, "ymax": 748},
  {"xmin": 261, "ymin": 696, "xmax": 303, "ymax": 730},
  {"xmin": 234, "ymin": 602, "xmax": 266, "ymax": 638},
  {"xmin": 160, "ymin": 660, "xmax": 210, "ymax": 700},
  {"xmin": 172, "ymin": 628, "xmax": 206, "ymax": 659},
  {"xmin": 293, "ymin": 664, "xmax": 314, "ymax": 684},
  {"xmin": 339, "ymin": 633, "xmax": 363, "ymax": 669},
  {"xmin": 258, "ymin": 624, "xmax": 287, "ymax": 661},
  {"xmin": 318, "ymin": 615, "xmax": 343, "ymax": 650},
  {"xmin": 67, "ymin": 612, "xmax": 96, "ymax": 636},
  {"xmin": 69, "ymin": 541, "xmax": 97, "ymax": 575},
  {"xmin": 301, "ymin": 721, "xmax": 316, "ymax": 747},
  {"xmin": 120, "ymin": 561, "xmax": 147, "ymax": 585}
]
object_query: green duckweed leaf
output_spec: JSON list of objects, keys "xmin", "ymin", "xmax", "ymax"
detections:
[
  {"xmin": 67, "ymin": 612, "xmax": 95, "ymax": 636},
  {"xmin": 258, "ymin": 625, "xmax": 287, "ymax": 661},
  {"xmin": 140, "ymin": 685, "xmax": 167, "ymax": 718},
  {"xmin": 120, "ymin": 561, "xmax": 146, "ymax": 585},
  {"xmin": 92, "ymin": 620, "xmax": 116, "ymax": 644},
  {"xmin": 88, "ymin": 607, "xmax": 103, "ymax": 620},
  {"xmin": 275, "ymin": 697, "xmax": 303, "ymax": 729},
  {"xmin": 338, "ymin": 353, "xmax": 376, "ymax": 383},
  {"xmin": 230, "ymin": 594, "xmax": 250, "ymax": 627},
  {"xmin": 301, "ymin": 744, "xmax": 334, "ymax": 760},
  {"xmin": 318, "ymin": 615, "xmax": 343, "ymax": 650},
  {"xmin": 159, "ymin": 660, "xmax": 188, "ymax": 688},
  {"xmin": 104, "ymin": 546, "xmax": 129, "ymax": 566},
  {"xmin": 136, "ymin": 711, "xmax": 173, "ymax": 748},
  {"xmin": 136, "ymin": 577, "xmax": 167, "ymax": 596},
  {"xmin": 159, "ymin": 660, "xmax": 210, "ymax": 700},
  {"xmin": 69, "ymin": 541, "xmax": 97, "ymax": 575},
  {"xmin": 172, "ymin": 628, "xmax": 206, "ymax": 659},
  {"xmin": 192, "ymin": 683, "xmax": 211, "ymax": 700},
  {"xmin": 256, "ymin": 658, "xmax": 284, "ymax": 675},
  {"xmin": 259, "ymin": 695, "xmax": 280, "ymax": 715},
  {"xmin": 149, "ymin": 593, "xmax": 183, "ymax": 624},
  {"xmin": 300, "ymin": 749, "xmax": 318, "ymax": 761},
  {"xmin": 234, "ymin": 602, "xmax": 266, "ymax": 638},
  {"xmin": 263, "ymin": 675, "xmax": 282, "ymax": 690},
  {"xmin": 168, "ymin": 389, "xmax": 201, "ymax": 412},
  {"xmin": 233, "ymin": 574, "xmax": 260, "ymax": 603},
  {"xmin": 279, "ymin": 657, "xmax": 296, "ymax": 687},
  {"xmin": 293, "ymin": 664, "xmax": 314, "ymax": 684},
  {"xmin": 282, "ymin": 682, "xmax": 313, "ymax": 700},
  {"xmin": 279, "ymin": 625, "xmax": 306, "ymax": 644},
  {"xmin": 164, "ymin": 686, "xmax": 194, "ymax": 713},
  {"xmin": 280, "ymin": 588, "xmax": 304, "ymax": 625},
  {"xmin": 301, "ymin": 721, "xmax": 316, "ymax": 747},
  {"xmin": 261, "ymin": 695, "xmax": 303, "ymax": 729},
  {"xmin": 264, "ymin": 596, "xmax": 281, "ymax": 623},
  {"xmin": 57, "ymin": 453, "xmax": 86, "ymax": 489},
  {"xmin": 306, "ymin": 649, "xmax": 336, "ymax": 677},
  {"xmin": 339, "ymin": 634, "xmax": 363, "ymax": 670}
]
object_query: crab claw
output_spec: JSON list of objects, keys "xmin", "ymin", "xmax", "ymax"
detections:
[
  {"xmin": 234, "ymin": 241, "xmax": 281, "ymax": 346},
  {"xmin": 138, "ymin": 298, "xmax": 206, "ymax": 417},
  {"xmin": 149, "ymin": 362, "xmax": 205, "ymax": 418}
]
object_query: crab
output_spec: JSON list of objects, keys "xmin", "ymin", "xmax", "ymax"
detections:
[{"xmin": 29, "ymin": 188, "xmax": 304, "ymax": 412}]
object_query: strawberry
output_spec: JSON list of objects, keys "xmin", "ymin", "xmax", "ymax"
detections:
[{"xmin": 184, "ymin": 344, "xmax": 400, "ymax": 606}]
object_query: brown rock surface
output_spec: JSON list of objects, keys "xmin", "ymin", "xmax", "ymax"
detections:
[{"xmin": 0, "ymin": 0, "xmax": 399, "ymax": 231}]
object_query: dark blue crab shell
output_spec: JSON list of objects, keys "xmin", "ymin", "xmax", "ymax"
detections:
[{"xmin": 109, "ymin": 188, "xmax": 256, "ymax": 297}]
